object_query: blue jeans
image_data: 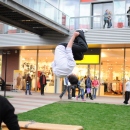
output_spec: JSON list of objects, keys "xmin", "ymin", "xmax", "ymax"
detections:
[
  {"xmin": 25, "ymin": 83, "xmax": 31, "ymax": 95},
  {"xmin": 92, "ymin": 87, "xmax": 98, "ymax": 99},
  {"xmin": 78, "ymin": 88, "xmax": 84, "ymax": 99}
]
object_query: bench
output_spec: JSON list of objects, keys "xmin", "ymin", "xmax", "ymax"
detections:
[
  {"xmin": 6, "ymin": 82, "xmax": 13, "ymax": 91},
  {"xmin": 2, "ymin": 121, "xmax": 84, "ymax": 130}
]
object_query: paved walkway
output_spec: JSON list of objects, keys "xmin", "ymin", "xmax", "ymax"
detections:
[{"xmin": 0, "ymin": 91, "xmax": 127, "ymax": 114}]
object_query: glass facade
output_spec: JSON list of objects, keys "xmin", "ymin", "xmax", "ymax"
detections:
[
  {"xmin": 19, "ymin": 50, "xmax": 55, "ymax": 93},
  {"xmin": 101, "ymin": 49, "xmax": 124, "ymax": 96},
  {"xmin": 0, "ymin": 0, "xmax": 130, "ymax": 97}
]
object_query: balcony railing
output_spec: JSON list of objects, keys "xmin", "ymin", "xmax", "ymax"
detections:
[
  {"xmin": 69, "ymin": 14, "xmax": 130, "ymax": 30},
  {"xmin": 14, "ymin": 0, "xmax": 70, "ymax": 29},
  {"xmin": 0, "ymin": 13, "xmax": 130, "ymax": 34}
]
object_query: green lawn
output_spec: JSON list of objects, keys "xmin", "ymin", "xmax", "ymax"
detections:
[{"xmin": 18, "ymin": 101, "xmax": 130, "ymax": 130}]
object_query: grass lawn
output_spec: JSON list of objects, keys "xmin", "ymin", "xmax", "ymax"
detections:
[{"xmin": 18, "ymin": 101, "xmax": 130, "ymax": 130}]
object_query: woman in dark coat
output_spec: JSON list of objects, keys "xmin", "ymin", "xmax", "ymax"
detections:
[{"xmin": 85, "ymin": 75, "xmax": 93, "ymax": 100}]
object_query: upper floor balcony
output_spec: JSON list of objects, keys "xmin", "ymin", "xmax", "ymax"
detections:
[{"xmin": 0, "ymin": 12, "xmax": 130, "ymax": 35}]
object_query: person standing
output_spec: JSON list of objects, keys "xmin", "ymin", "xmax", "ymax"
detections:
[
  {"xmin": 59, "ymin": 77, "xmax": 71, "ymax": 99},
  {"xmin": 85, "ymin": 75, "xmax": 93, "ymax": 100},
  {"xmin": 123, "ymin": 78, "xmax": 130, "ymax": 105},
  {"xmin": 76, "ymin": 77, "xmax": 86, "ymax": 101},
  {"xmin": 92, "ymin": 76, "xmax": 99, "ymax": 99},
  {"xmin": 16, "ymin": 73, "xmax": 21, "ymax": 90},
  {"xmin": 25, "ymin": 74, "xmax": 32, "ymax": 95},
  {"xmin": 108, "ymin": 11, "xmax": 112, "ymax": 28},
  {"xmin": 127, "ymin": 7, "xmax": 130, "ymax": 27},
  {"xmin": 0, "ymin": 77, "xmax": 5, "ymax": 91},
  {"xmin": 0, "ymin": 95, "xmax": 20, "ymax": 130},
  {"xmin": 103, "ymin": 10, "xmax": 109, "ymax": 28},
  {"xmin": 39, "ymin": 72, "xmax": 46, "ymax": 95}
]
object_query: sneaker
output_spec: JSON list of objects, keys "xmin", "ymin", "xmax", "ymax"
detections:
[
  {"xmin": 76, "ymin": 96, "xmax": 78, "ymax": 100},
  {"xmin": 76, "ymin": 29, "xmax": 88, "ymax": 33},
  {"xmin": 59, "ymin": 96, "xmax": 62, "ymax": 99},
  {"xmin": 123, "ymin": 102, "xmax": 129, "ymax": 105},
  {"xmin": 82, "ymin": 99, "xmax": 86, "ymax": 101}
]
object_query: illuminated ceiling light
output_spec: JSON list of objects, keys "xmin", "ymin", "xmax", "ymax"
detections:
[
  {"xmin": 107, "ymin": 49, "xmax": 109, "ymax": 50},
  {"xmin": 22, "ymin": 58, "xmax": 25, "ymax": 61},
  {"xmin": 101, "ymin": 52, "xmax": 107, "ymax": 57}
]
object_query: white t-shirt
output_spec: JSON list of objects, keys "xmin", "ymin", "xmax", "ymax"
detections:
[
  {"xmin": 125, "ymin": 81, "xmax": 130, "ymax": 91},
  {"xmin": 52, "ymin": 45, "xmax": 76, "ymax": 77}
]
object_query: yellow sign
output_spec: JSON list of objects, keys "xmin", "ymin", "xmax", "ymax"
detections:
[{"xmin": 76, "ymin": 55, "xmax": 99, "ymax": 64}]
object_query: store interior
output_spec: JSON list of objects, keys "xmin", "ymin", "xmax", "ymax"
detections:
[{"xmin": 9, "ymin": 48, "xmax": 130, "ymax": 96}]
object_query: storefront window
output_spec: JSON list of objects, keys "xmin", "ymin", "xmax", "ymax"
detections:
[
  {"xmin": 114, "ymin": 0, "xmax": 126, "ymax": 28},
  {"xmin": 101, "ymin": 49, "xmax": 124, "ymax": 96},
  {"xmin": 125, "ymin": 49, "xmax": 130, "ymax": 81},
  {"xmin": 38, "ymin": 50, "xmax": 54, "ymax": 93},
  {"xmin": 20, "ymin": 50, "xmax": 37, "ymax": 90},
  {"xmin": 73, "ymin": 65, "xmax": 88, "ymax": 78}
]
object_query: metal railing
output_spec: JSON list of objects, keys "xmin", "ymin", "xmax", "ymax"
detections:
[
  {"xmin": 13, "ymin": 0, "xmax": 70, "ymax": 29},
  {"xmin": 0, "ymin": 13, "xmax": 130, "ymax": 34},
  {"xmin": 69, "ymin": 14, "xmax": 130, "ymax": 30}
]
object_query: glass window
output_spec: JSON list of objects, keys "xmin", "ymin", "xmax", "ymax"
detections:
[
  {"xmin": 125, "ymin": 49, "xmax": 130, "ymax": 81},
  {"xmin": 73, "ymin": 65, "xmax": 88, "ymax": 78},
  {"xmin": 114, "ymin": 0, "xmax": 126, "ymax": 28},
  {"xmin": 0, "ymin": 22, "xmax": 4, "ymax": 34},
  {"xmin": 60, "ymin": 0, "xmax": 80, "ymax": 30},
  {"xmin": 38, "ymin": 50, "xmax": 55, "ymax": 93},
  {"xmin": 79, "ymin": 3, "xmax": 90, "ymax": 29},
  {"xmin": 20, "ymin": 50, "xmax": 37, "ymax": 90},
  {"xmin": 7, "ymin": 26, "xmax": 17, "ymax": 34},
  {"xmin": 101, "ymin": 49, "xmax": 124, "ymax": 96},
  {"xmin": 126, "ymin": 0, "xmax": 130, "ymax": 27},
  {"xmin": 46, "ymin": 0, "xmax": 59, "ymax": 8}
]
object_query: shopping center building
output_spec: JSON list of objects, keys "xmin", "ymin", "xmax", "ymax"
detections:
[{"xmin": 0, "ymin": 0, "xmax": 130, "ymax": 97}]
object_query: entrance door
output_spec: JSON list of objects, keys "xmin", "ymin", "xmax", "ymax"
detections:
[{"xmin": 92, "ymin": 2, "xmax": 113, "ymax": 29}]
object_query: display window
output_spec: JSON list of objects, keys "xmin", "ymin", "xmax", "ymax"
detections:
[
  {"xmin": 19, "ymin": 50, "xmax": 54, "ymax": 93},
  {"xmin": 101, "ymin": 49, "xmax": 124, "ymax": 96},
  {"xmin": 20, "ymin": 50, "xmax": 37, "ymax": 90},
  {"xmin": 38, "ymin": 50, "xmax": 54, "ymax": 93}
]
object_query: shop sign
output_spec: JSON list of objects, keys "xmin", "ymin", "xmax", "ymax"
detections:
[{"xmin": 76, "ymin": 55, "xmax": 99, "ymax": 64}]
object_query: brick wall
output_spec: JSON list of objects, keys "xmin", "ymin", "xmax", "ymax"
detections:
[{"xmin": 2, "ymin": 50, "xmax": 19, "ymax": 82}]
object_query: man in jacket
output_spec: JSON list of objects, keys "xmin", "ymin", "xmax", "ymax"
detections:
[
  {"xmin": 0, "ymin": 95, "xmax": 20, "ymax": 130},
  {"xmin": 59, "ymin": 77, "xmax": 71, "ymax": 99},
  {"xmin": 85, "ymin": 75, "xmax": 93, "ymax": 100},
  {"xmin": 103, "ymin": 10, "xmax": 109, "ymax": 28},
  {"xmin": 25, "ymin": 73, "xmax": 32, "ymax": 95},
  {"xmin": 123, "ymin": 78, "xmax": 130, "ymax": 105},
  {"xmin": 39, "ymin": 72, "xmax": 46, "ymax": 95},
  {"xmin": 127, "ymin": 7, "xmax": 130, "ymax": 27}
]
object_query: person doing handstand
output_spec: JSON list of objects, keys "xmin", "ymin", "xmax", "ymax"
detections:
[{"xmin": 52, "ymin": 29, "xmax": 88, "ymax": 85}]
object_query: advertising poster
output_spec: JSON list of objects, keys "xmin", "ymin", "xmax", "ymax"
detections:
[{"xmin": 13, "ymin": 70, "xmax": 22, "ymax": 90}]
